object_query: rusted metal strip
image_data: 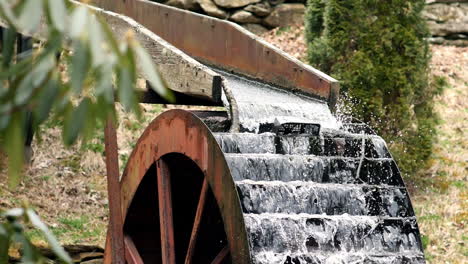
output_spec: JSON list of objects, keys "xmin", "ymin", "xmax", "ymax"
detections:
[
  {"xmin": 87, "ymin": 0, "xmax": 339, "ymax": 106},
  {"xmin": 124, "ymin": 235, "xmax": 144, "ymax": 264},
  {"xmin": 156, "ymin": 158, "xmax": 176, "ymax": 264},
  {"xmin": 211, "ymin": 245, "xmax": 229, "ymax": 264},
  {"xmin": 184, "ymin": 178, "xmax": 209, "ymax": 264},
  {"xmin": 104, "ymin": 118, "xmax": 125, "ymax": 264}
]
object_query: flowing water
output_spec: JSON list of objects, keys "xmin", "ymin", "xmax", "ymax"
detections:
[{"xmin": 213, "ymin": 71, "xmax": 424, "ymax": 263}]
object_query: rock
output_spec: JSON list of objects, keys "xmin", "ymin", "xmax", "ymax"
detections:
[
  {"xmin": 427, "ymin": 0, "xmax": 468, "ymax": 3},
  {"xmin": 166, "ymin": 0, "xmax": 185, "ymax": 8},
  {"xmin": 263, "ymin": 3, "xmax": 305, "ymax": 28},
  {"xmin": 268, "ymin": 0, "xmax": 284, "ymax": 5},
  {"xmin": 184, "ymin": 0, "xmax": 201, "ymax": 10},
  {"xmin": 244, "ymin": 2, "xmax": 272, "ymax": 17},
  {"xmin": 424, "ymin": 3, "xmax": 468, "ymax": 37},
  {"xmin": 230, "ymin": 10, "xmax": 262, "ymax": 23},
  {"xmin": 197, "ymin": 0, "xmax": 228, "ymax": 18},
  {"xmin": 243, "ymin": 23, "xmax": 269, "ymax": 34},
  {"xmin": 423, "ymin": 3, "xmax": 468, "ymax": 23},
  {"xmin": 427, "ymin": 20, "xmax": 468, "ymax": 36},
  {"xmin": 213, "ymin": 0, "xmax": 261, "ymax": 9},
  {"xmin": 429, "ymin": 36, "xmax": 468, "ymax": 46}
]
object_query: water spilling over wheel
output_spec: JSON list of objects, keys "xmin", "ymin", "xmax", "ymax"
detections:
[{"xmin": 111, "ymin": 109, "xmax": 425, "ymax": 264}]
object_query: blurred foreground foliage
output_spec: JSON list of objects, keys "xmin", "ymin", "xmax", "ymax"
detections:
[
  {"xmin": 305, "ymin": 0, "xmax": 445, "ymax": 181},
  {"xmin": 0, "ymin": 0, "xmax": 171, "ymax": 262},
  {"xmin": 0, "ymin": 0, "xmax": 171, "ymax": 186}
]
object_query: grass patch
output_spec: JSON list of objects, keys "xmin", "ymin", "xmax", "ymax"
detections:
[
  {"xmin": 419, "ymin": 214, "xmax": 442, "ymax": 222},
  {"xmin": 60, "ymin": 155, "xmax": 81, "ymax": 173},
  {"xmin": 275, "ymin": 26, "xmax": 291, "ymax": 35}
]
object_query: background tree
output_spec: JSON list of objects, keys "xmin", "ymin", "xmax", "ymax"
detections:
[
  {"xmin": 305, "ymin": 0, "xmax": 444, "ymax": 180},
  {"xmin": 0, "ymin": 0, "xmax": 171, "ymax": 262}
]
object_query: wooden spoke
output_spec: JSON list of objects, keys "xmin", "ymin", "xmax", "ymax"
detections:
[
  {"xmin": 157, "ymin": 159, "xmax": 176, "ymax": 264},
  {"xmin": 184, "ymin": 178, "xmax": 209, "ymax": 264},
  {"xmin": 211, "ymin": 245, "xmax": 229, "ymax": 264},
  {"xmin": 124, "ymin": 235, "xmax": 144, "ymax": 264}
]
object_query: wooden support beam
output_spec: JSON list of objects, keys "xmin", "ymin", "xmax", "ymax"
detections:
[
  {"xmin": 88, "ymin": 2, "xmax": 223, "ymax": 103},
  {"xmin": 104, "ymin": 118, "xmax": 125, "ymax": 264},
  {"xmin": 0, "ymin": 1, "xmax": 223, "ymax": 104}
]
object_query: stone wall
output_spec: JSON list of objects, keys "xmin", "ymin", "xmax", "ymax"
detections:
[
  {"xmin": 158, "ymin": 0, "xmax": 306, "ymax": 34},
  {"xmin": 157, "ymin": 0, "xmax": 468, "ymax": 45},
  {"xmin": 424, "ymin": 0, "xmax": 468, "ymax": 46}
]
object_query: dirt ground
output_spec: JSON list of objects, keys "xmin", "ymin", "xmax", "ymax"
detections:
[{"xmin": 0, "ymin": 25, "xmax": 466, "ymax": 263}]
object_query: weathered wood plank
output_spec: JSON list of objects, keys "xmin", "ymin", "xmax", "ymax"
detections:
[
  {"xmin": 87, "ymin": 3, "xmax": 223, "ymax": 103},
  {"xmin": 88, "ymin": 0, "xmax": 340, "ymax": 109},
  {"xmin": 0, "ymin": 1, "xmax": 223, "ymax": 103}
]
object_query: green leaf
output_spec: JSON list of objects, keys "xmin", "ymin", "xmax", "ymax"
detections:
[
  {"xmin": 18, "ymin": 0, "xmax": 42, "ymax": 33},
  {"xmin": 35, "ymin": 77, "xmax": 59, "ymax": 124},
  {"xmin": 2, "ymin": 208, "xmax": 24, "ymax": 218},
  {"xmin": 2, "ymin": 28, "xmax": 16, "ymax": 67},
  {"xmin": 117, "ymin": 66, "xmax": 135, "ymax": 112},
  {"xmin": 14, "ymin": 73, "xmax": 34, "ymax": 106},
  {"xmin": 96, "ymin": 16, "xmax": 120, "ymax": 55},
  {"xmin": 0, "ymin": 55, "xmax": 32, "ymax": 80},
  {"xmin": 132, "ymin": 42, "xmax": 173, "ymax": 102},
  {"xmin": 5, "ymin": 113, "xmax": 24, "ymax": 187},
  {"xmin": 26, "ymin": 209, "xmax": 72, "ymax": 264},
  {"xmin": 63, "ymin": 98, "xmax": 90, "ymax": 146},
  {"xmin": 69, "ymin": 6, "xmax": 87, "ymax": 38},
  {"xmin": 95, "ymin": 63, "xmax": 114, "ymax": 103},
  {"xmin": 70, "ymin": 41, "xmax": 90, "ymax": 94},
  {"xmin": 14, "ymin": 52, "xmax": 54, "ymax": 106},
  {"xmin": 48, "ymin": 0, "xmax": 67, "ymax": 32},
  {"xmin": 0, "ymin": 102, "xmax": 12, "ymax": 130},
  {"xmin": 0, "ymin": 111, "xmax": 10, "ymax": 131},
  {"xmin": 31, "ymin": 54, "xmax": 55, "ymax": 87},
  {"xmin": 88, "ymin": 15, "xmax": 105, "ymax": 67},
  {"xmin": 0, "ymin": 1, "xmax": 19, "ymax": 27},
  {"xmin": 0, "ymin": 224, "xmax": 10, "ymax": 264},
  {"xmin": 12, "ymin": 232, "xmax": 40, "ymax": 264}
]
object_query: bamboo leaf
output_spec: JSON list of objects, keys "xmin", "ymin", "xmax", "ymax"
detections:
[
  {"xmin": 95, "ymin": 63, "xmax": 114, "ymax": 103},
  {"xmin": 69, "ymin": 5, "xmax": 87, "ymax": 38},
  {"xmin": 18, "ymin": 0, "xmax": 42, "ymax": 33},
  {"xmin": 132, "ymin": 42, "xmax": 173, "ymax": 102},
  {"xmin": 35, "ymin": 77, "xmax": 59, "ymax": 124},
  {"xmin": 88, "ymin": 15, "xmax": 105, "ymax": 67},
  {"xmin": 14, "ymin": 73, "xmax": 34, "ymax": 106},
  {"xmin": 26, "ymin": 209, "xmax": 72, "ymax": 264},
  {"xmin": 117, "ymin": 66, "xmax": 135, "ymax": 112},
  {"xmin": 63, "ymin": 98, "xmax": 90, "ymax": 145},
  {"xmin": 48, "ymin": 0, "xmax": 67, "ymax": 32},
  {"xmin": 2, "ymin": 28, "xmax": 16, "ymax": 67},
  {"xmin": 70, "ymin": 41, "xmax": 90, "ymax": 94},
  {"xmin": 0, "ymin": 224, "xmax": 9, "ymax": 264},
  {"xmin": 5, "ymin": 113, "xmax": 24, "ymax": 187}
]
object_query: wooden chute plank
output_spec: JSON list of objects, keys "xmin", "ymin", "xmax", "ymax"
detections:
[
  {"xmin": 0, "ymin": 1, "xmax": 223, "ymax": 103},
  {"xmin": 88, "ymin": 3, "xmax": 222, "ymax": 103}
]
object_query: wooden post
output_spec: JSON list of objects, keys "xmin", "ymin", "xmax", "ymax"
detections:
[{"xmin": 104, "ymin": 117, "xmax": 125, "ymax": 264}]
